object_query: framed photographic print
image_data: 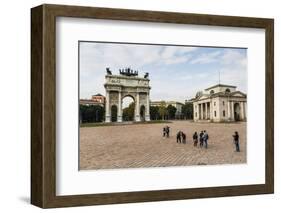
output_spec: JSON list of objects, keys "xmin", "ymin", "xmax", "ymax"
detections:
[{"xmin": 31, "ymin": 4, "xmax": 274, "ymax": 208}]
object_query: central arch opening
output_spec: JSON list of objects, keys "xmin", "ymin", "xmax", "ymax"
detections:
[{"xmin": 122, "ymin": 96, "xmax": 135, "ymax": 121}]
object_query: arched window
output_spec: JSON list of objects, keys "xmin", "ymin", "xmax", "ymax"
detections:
[
  {"xmin": 210, "ymin": 90, "xmax": 214, "ymax": 94},
  {"xmin": 225, "ymin": 88, "xmax": 231, "ymax": 93}
]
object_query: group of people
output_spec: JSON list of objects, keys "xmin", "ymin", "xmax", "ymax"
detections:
[
  {"xmin": 162, "ymin": 126, "xmax": 240, "ymax": 152},
  {"xmin": 192, "ymin": 131, "xmax": 209, "ymax": 149}
]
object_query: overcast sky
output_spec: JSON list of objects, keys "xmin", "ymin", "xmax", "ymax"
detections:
[{"xmin": 79, "ymin": 42, "xmax": 247, "ymax": 103}]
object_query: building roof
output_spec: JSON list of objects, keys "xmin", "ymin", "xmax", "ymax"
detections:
[
  {"xmin": 205, "ymin": 84, "xmax": 237, "ymax": 91},
  {"xmin": 191, "ymin": 91, "xmax": 247, "ymax": 102}
]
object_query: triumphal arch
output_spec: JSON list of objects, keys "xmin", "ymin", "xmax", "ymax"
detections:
[{"xmin": 104, "ymin": 68, "xmax": 151, "ymax": 123}]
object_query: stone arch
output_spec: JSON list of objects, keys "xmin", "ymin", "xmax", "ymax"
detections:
[
  {"xmin": 122, "ymin": 94, "xmax": 135, "ymax": 102},
  {"xmin": 104, "ymin": 72, "xmax": 151, "ymax": 123},
  {"xmin": 122, "ymin": 95, "xmax": 135, "ymax": 121}
]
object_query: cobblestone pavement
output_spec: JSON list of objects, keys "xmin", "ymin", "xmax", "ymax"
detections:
[{"xmin": 79, "ymin": 121, "xmax": 246, "ymax": 170}]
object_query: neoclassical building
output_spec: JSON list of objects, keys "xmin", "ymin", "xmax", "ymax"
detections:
[{"xmin": 191, "ymin": 84, "xmax": 247, "ymax": 122}]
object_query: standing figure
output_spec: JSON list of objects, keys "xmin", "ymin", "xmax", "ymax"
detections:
[
  {"xmin": 166, "ymin": 126, "xmax": 170, "ymax": 138},
  {"xmin": 193, "ymin": 132, "xmax": 198, "ymax": 147},
  {"xmin": 203, "ymin": 130, "xmax": 209, "ymax": 149},
  {"xmin": 233, "ymin": 131, "xmax": 240, "ymax": 152},
  {"xmin": 199, "ymin": 131, "xmax": 204, "ymax": 148},
  {"xmin": 182, "ymin": 132, "xmax": 186, "ymax": 144},
  {"xmin": 163, "ymin": 127, "xmax": 166, "ymax": 137},
  {"xmin": 176, "ymin": 131, "xmax": 182, "ymax": 143}
]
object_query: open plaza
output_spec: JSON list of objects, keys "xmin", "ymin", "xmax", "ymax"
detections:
[{"xmin": 79, "ymin": 120, "xmax": 246, "ymax": 170}]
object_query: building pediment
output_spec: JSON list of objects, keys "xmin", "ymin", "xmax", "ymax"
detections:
[{"xmin": 230, "ymin": 91, "xmax": 247, "ymax": 98}]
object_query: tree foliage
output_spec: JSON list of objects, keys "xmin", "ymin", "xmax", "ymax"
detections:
[
  {"xmin": 167, "ymin": 104, "xmax": 177, "ymax": 119},
  {"xmin": 158, "ymin": 101, "xmax": 168, "ymax": 120},
  {"xmin": 182, "ymin": 102, "xmax": 193, "ymax": 119},
  {"xmin": 150, "ymin": 106, "xmax": 160, "ymax": 120},
  {"xmin": 79, "ymin": 105, "xmax": 105, "ymax": 123},
  {"xmin": 122, "ymin": 102, "xmax": 135, "ymax": 121}
]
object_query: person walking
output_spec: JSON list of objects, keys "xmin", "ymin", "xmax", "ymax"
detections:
[
  {"xmin": 203, "ymin": 130, "xmax": 209, "ymax": 149},
  {"xmin": 193, "ymin": 132, "xmax": 198, "ymax": 147},
  {"xmin": 233, "ymin": 131, "xmax": 240, "ymax": 152},
  {"xmin": 166, "ymin": 126, "xmax": 170, "ymax": 138},
  {"xmin": 163, "ymin": 126, "xmax": 166, "ymax": 137},
  {"xmin": 176, "ymin": 131, "xmax": 182, "ymax": 143},
  {"xmin": 182, "ymin": 132, "xmax": 186, "ymax": 144},
  {"xmin": 199, "ymin": 131, "xmax": 204, "ymax": 148}
]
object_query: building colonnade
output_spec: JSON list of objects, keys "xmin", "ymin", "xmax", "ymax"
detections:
[{"xmin": 195, "ymin": 100, "xmax": 247, "ymax": 122}]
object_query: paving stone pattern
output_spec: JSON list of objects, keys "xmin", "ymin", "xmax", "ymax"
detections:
[{"xmin": 80, "ymin": 121, "xmax": 246, "ymax": 170}]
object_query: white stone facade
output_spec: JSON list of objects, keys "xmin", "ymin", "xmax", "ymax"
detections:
[
  {"xmin": 104, "ymin": 74, "xmax": 151, "ymax": 122},
  {"xmin": 192, "ymin": 84, "xmax": 247, "ymax": 122}
]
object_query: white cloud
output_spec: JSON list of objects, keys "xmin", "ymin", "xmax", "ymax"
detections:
[
  {"xmin": 79, "ymin": 42, "xmax": 247, "ymax": 101},
  {"xmin": 190, "ymin": 51, "xmax": 221, "ymax": 64}
]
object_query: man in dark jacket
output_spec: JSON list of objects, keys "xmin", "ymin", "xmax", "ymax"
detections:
[
  {"xmin": 203, "ymin": 130, "xmax": 209, "ymax": 149},
  {"xmin": 193, "ymin": 132, "xmax": 198, "ymax": 147},
  {"xmin": 163, "ymin": 127, "xmax": 166, "ymax": 137},
  {"xmin": 166, "ymin": 126, "xmax": 170, "ymax": 138},
  {"xmin": 199, "ymin": 131, "xmax": 204, "ymax": 148},
  {"xmin": 233, "ymin": 131, "xmax": 240, "ymax": 152},
  {"xmin": 176, "ymin": 131, "xmax": 182, "ymax": 143},
  {"xmin": 182, "ymin": 132, "xmax": 186, "ymax": 144}
]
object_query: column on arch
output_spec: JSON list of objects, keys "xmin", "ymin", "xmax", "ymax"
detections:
[
  {"xmin": 145, "ymin": 92, "xmax": 150, "ymax": 121},
  {"xmin": 135, "ymin": 92, "xmax": 141, "ymax": 122},
  {"xmin": 117, "ymin": 91, "xmax": 123, "ymax": 122},
  {"xmin": 105, "ymin": 90, "xmax": 111, "ymax": 122}
]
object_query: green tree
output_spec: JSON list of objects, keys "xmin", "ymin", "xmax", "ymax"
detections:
[
  {"xmin": 79, "ymin": 104, "xmax": 105, "ymax": 123},
  {"xmin": 122, "ymin": 102, "xmax": 135, "ymax": 121},
  {"xmin": 150, "ymin": 106, "xmax": 160, "ymax": 120},
  {"xmin": 158, "ymin": 101, "xmax": 167, "ymax": 120},
  {"xmin": 167, "ymin": 104, "xmax": 177, "ymax": 120},
  {"xmin": 182, "ymin": 102, "xmax": 193, "ymax": 119}
]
